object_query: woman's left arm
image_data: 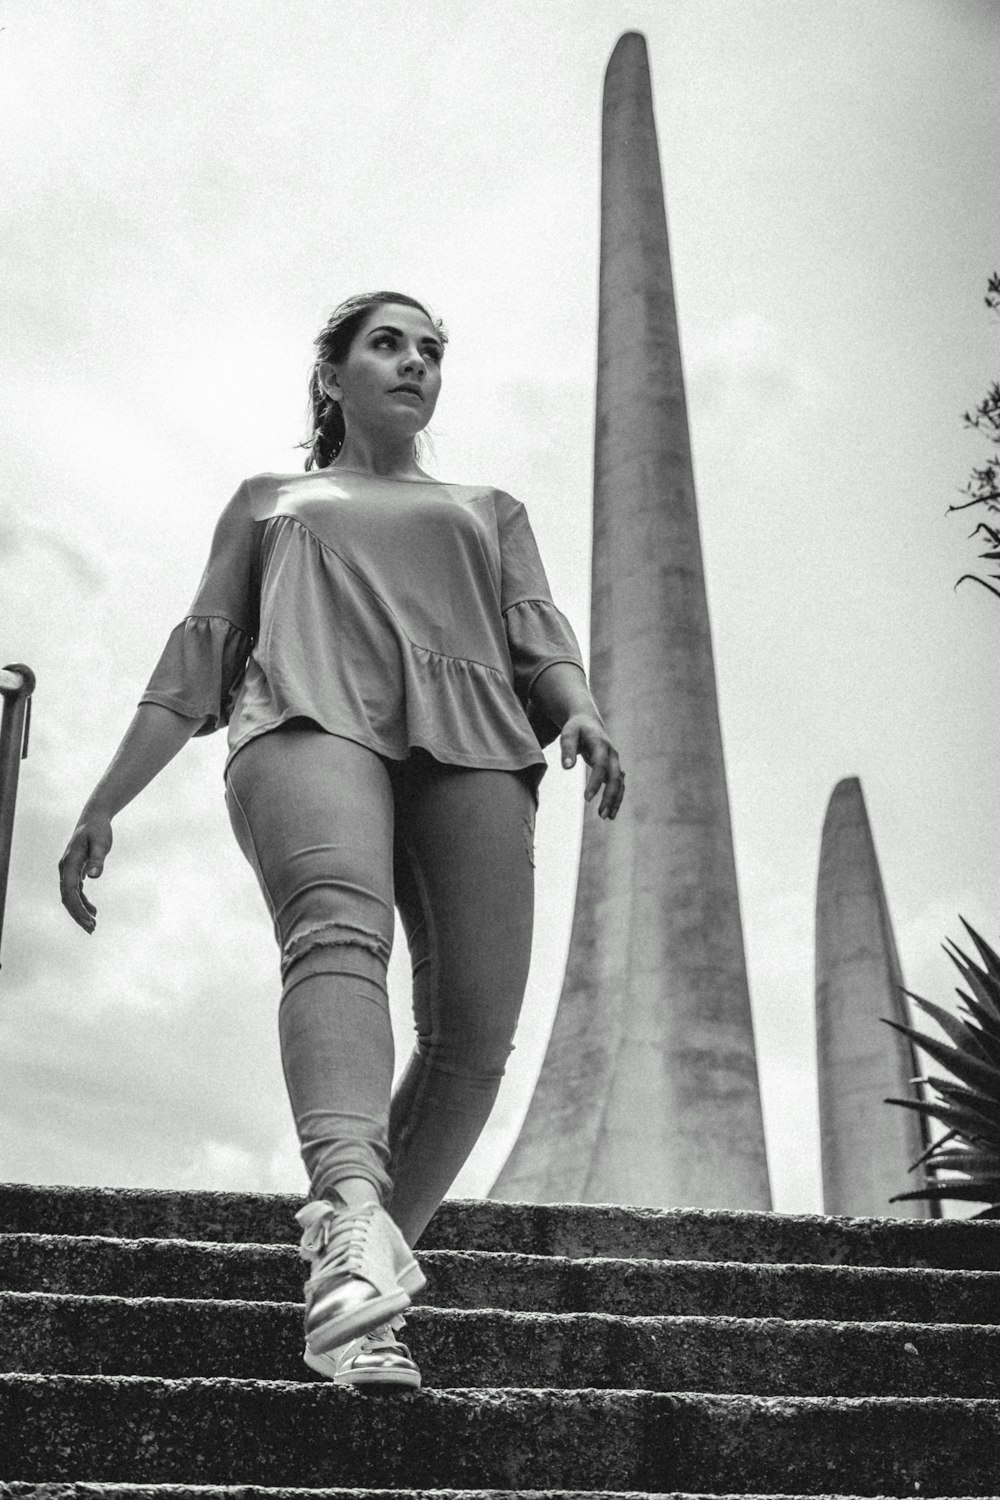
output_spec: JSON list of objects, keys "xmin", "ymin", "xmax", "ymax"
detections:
[{"xmin": 530, "ymin": 661, "xmax": 625, "ymax": 820}]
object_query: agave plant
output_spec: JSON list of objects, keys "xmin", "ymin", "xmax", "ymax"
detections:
[{"xmin": 883, "ymin": 920, "xmax": 1000, "ymax": 1218}]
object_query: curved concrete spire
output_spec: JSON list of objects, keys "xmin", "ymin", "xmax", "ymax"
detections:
[
  {"xmin": 490, "ymin": 32, "xmax": 771, "ymax": 1209},
  {"xmin": 815, "ymin": 777, "xmax": 932, "ymax": 1217}
]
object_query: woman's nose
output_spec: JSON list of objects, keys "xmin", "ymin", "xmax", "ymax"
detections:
[{"xmin": 399, "ymin": 347, "xmax": 426, "ymax": 376}]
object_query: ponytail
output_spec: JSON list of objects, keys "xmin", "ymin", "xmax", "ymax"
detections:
[{"xmin": 305, "ymin": 370, "xmax": 347, "ymax": 471}]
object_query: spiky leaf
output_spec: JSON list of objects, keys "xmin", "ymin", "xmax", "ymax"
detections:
[
  {"xmin": 922, "ymin": 1078, "xmax": 1000, "ymax": 1135},
  {"xmin": 955, "ymin": 988, "xmax": 1000, "ymax": 1052},
  {"xmin": 920, "ymin": 1147, "xmax": 1000, "ymax": 1174},
  {"xmin": 961, "ymin": 918, "xmax": 1000, "ymax": 978},
  {"xmin": 946, "ymin": 942, "xmax": 1000, "ymax": 1025},
  {"xmin": 886, "ymin": 1095, "xmax": 1000, "ymax": 1146},
  {"xmin": 902, "ymin": 992, "xmax": 995, "ymax": 1065},
  {"xmin": 891, "ymin": 1180, "xmax": 1000, "ymax": 1205},
  {"xmin": 921, "ymin": 1071, "xmax": 1000, "ymax": 1116},
  {"xmin": 948, "ymin": 941, "xmax": 1000, "ymax": 1011},
  {"xmin": 907, "ymin": 1127, "xmax": 958, "ymax": 1172},
  {"xmin": 883, "ymin": 1016, "xmax": 1000, "ymax": 1104}
]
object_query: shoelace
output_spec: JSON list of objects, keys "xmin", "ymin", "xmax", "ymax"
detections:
[
  {"xmin": 298, "ymin": 1202, "xmax": 377, "ymax": 1275},
  {"xmin": 358, "ymin": 1312, "xmax": 407, "ymax": 1352}
]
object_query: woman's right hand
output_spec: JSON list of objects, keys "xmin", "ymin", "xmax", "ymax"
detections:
[
  {"xmin": 55, "ymin": 702, "xmax": 201, "ymax": 934},
  {"xmin": 59, "ymin": 810, "xmax": 113, "ymax": 933}
]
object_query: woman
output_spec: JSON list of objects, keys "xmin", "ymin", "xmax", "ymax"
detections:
[{"xmin": 59, "ymin": 291, "xmax": 625, "ymax": 1391}]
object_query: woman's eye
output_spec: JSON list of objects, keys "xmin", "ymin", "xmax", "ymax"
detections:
[{"xmin": 371, "ymin": 333, "xmax": 441, "ymax": 363}]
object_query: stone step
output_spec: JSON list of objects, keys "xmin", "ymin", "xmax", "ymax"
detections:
[
  {"xmin": 3, "ymin": 1377, "xmax": 999, "ymax": 1493},
  {"xmin": 0, "ymin": 1490, "xmax": 989, "ymax": 1500},
  {"xmin": 5, "ymin": 1234, "xmax": 1000, "ymax": 1326},
  {"xmin": 0, "ymin": 1490, "xmax": 991, "ymax": 1500},
  {"xmin": 3, "ymin": 1184, "xmax": 999, "ymax": 1269},
  {"xmin": 3, "ymin": 1292, "xmax": 999, "ymax": 1398}
]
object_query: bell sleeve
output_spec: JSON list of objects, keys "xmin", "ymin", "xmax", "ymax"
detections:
[
  {"xmin": 139, "ymin": 480, "xmax": 260, "ymax": 735},
  {"xmin": 496, "ymin": 491, "xmax": 586, "ymax": 748}
]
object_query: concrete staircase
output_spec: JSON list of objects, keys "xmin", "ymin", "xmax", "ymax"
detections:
[{"xmin": 1, "ymin": 1183, "xmax": 999, "ymax": 1498}]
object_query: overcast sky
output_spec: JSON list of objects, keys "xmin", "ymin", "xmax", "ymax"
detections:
[{"xmin": 2, "ymin": 0, "xmax": 998, "ymax": 1216}]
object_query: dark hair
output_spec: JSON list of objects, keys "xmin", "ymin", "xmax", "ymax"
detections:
[{"xmin": 301, "ymin": 291, "xmax": 449, "ymax": 470}]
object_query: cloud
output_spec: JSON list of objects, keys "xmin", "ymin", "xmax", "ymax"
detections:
[
  {"xmin": 178, "ymin": 1133, "xmax": 302, "ymax": 1194},
  {"xmin": 0, "ymin": 520, "xmax": 105, "ymax": 594},
  {"xmin": 689, "ymin": 312, "xmax": 824, "ymax": 433}
]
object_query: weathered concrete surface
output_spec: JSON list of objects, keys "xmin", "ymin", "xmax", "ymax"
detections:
[
  {"xmin": 5, "ymin": 1184, "xmax": 1000, "ymax": 1497},
  {"xmin": 4, "ymin": 1184, "xmax": 1000, "ymax": 1267},
  {"xmin": 0, "ymin": 1492, "xmax": 991, "ymax": 1500},
  {"xmin": 6, "ymin": 1234, "xmax": 1000, "ymax": 1323},
  {"xmin": 417, "ymin": 1252, "xmax": 1000, "ymax": 1325},
  {"xmin": 4, "ymin": 1379, "xmax": 1000, "ymax": 1492},
  {"xmin": 2, "ymin": 1490, "xmax": 987, "ymax": 1500},
  {"xmin": 5, "ymin": 1293, "xmax": 1000, "ymax": 1397},
  {"xmin": 0, "ymin": 1235, "xmax": 305, "ymax": 1303},
  {"xmin": 490, "ymin": 30, "xmax": 771, "ymax": 1211},
  {"xmin": 0, "ymin": 1185, "xmax": 305, "ymax": 1247},
  {"xmin": 816, "ymin": 778, "xmax": 930, "ymax": 1217}
]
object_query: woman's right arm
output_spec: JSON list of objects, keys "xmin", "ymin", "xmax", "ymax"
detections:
[
  {"xmin": 59, "ymin": 477, "xmax": 260, "ymax": 933},
  {"xmin": 59, "ymin": 702, "xmax": 202, "ymax": 932}
]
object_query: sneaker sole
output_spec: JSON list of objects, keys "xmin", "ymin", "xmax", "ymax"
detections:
[
  {"xmin": 396, "ymin": 1258, "xmax": 427, "ymax": 1297},
  {"xmin": 304, "ymin": 1344, "xmax": 421, "ymax": 1390},
  {"xmin": 307, "ymin": 1285, "xmax": 412, "ymax": 1354}
]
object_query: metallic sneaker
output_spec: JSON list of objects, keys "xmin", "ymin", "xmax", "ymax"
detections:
[
  {"xmin": 304, "ymin": 1311, "xmax": 422, "ymax": 1390},
  {"xmin": 295, "ymin": 1198, "xmax": 426, "ymax": 1354}
]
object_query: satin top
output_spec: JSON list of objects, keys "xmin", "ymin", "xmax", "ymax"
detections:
[{"xmin": 139, "ymin": 469, "xmax": 586, "ymax": 800}]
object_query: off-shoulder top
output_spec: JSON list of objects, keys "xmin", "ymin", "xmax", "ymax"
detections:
[{"xmin": 139, "ymin": 469, "xmax": 586, "ymax": 801}]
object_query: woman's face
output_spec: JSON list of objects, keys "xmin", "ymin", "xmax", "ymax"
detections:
[{"xmin": 320, "ymin": 302, "xmax": 444, "ymax": 440}]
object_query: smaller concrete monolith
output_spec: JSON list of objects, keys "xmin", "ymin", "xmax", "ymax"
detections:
[{"xmin": 815, "ymin": 777, "xmax": 931, "ymax": 1218}]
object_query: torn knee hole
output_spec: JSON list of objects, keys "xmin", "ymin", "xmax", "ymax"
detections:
[{"xmin": 282, "ymin": 920, "xmax": 390, "ymax": 971}]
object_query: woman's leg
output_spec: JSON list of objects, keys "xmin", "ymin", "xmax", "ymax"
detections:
[
  {"xmin": 224, "ymin": 723, "xmax": 398, "ymax": 1208},
  {"xmin": 386, "ymin": 753, "xmax": 536, "ymax": 1246}
]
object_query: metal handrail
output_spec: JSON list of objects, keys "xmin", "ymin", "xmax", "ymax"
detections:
[{"xmin": 0, "ymin": 663, "xmax": 35, "ymax": 970}]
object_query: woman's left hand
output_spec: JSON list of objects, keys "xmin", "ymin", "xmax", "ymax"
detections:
[{"xmin": 560, "ymin": 712, "xmax": 625, "ymax": 820}]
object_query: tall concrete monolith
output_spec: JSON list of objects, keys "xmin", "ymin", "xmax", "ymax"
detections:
[
  {"xmin": 815, "ymin": 777, "xmax": 933, "ymax": 1218},
  {"xmin": 490, "ymin": 32, "xmax": 772, "ymax": 1209}
]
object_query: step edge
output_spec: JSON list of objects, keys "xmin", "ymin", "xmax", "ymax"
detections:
[
  {"xmin": 4, "ymin": 1372, "xmax": 1000, "ymax": 1406},
  {"xmin": 5, "ymin": 1238, "xmax": 1000, "ymax": 1281},
  {"xmin": 4, "ymin": 1291, "xmax": 1000, "ymax": 1336},
  {"xmin": 4, "ymin": 1184, "xmax": 1000, "ymax": 1234}
]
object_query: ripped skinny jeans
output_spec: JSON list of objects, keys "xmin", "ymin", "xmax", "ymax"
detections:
[{"xmin": 224, "ymin": 721, "xmax": 536, "ymax": 1247}]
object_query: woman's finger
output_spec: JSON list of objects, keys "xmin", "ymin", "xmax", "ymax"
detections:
[
  {"xmin": 597, "ymin": 750, "xmax": 623, "ymax": 819},
  {"xmin": 582, "ymin": 747, "xmax": 609, "ymax": 803},
  {"xmin": 560, "ymin": 723, "xmax": 582, "ymax": 770}
]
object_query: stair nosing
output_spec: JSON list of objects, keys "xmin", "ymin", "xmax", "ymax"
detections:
[
  {"xmin": 5, "ymin": 1234, "xmax": 1000, "ymax": 1280},
  {"xmin": 4, "ymin": 1289, "xmax": 1000, "ymax": 1337},
  {"xmin": 5, "ymin": 1371, "xmax": 1000, "ymax": 1403}
]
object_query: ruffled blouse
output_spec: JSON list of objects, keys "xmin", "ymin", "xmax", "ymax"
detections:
[{"xmin": 139, "ymin": 469, "xmax": 586, "ymax": 800}]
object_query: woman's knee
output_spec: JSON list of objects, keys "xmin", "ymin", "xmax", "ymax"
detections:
[
  {"xmin": 413, "ymin": 1005, "xmax": 520, "ymax": 1081},
  {"xmin": 270, "ymin": 824, "xmax": 396, "ymax": 974},
  {"xmin": 280, "ymin": 912, "xmax": 393, "ymax": 994}
]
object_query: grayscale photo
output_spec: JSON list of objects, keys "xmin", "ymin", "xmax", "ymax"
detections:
[{"xmin": 2, "ymin": 1, "xmax": 999, "ymax": 1491}]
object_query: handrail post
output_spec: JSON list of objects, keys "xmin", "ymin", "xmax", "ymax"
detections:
[{"xmin": 0, "ymin": 663, "xmax": 36, "ymax": 971}]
